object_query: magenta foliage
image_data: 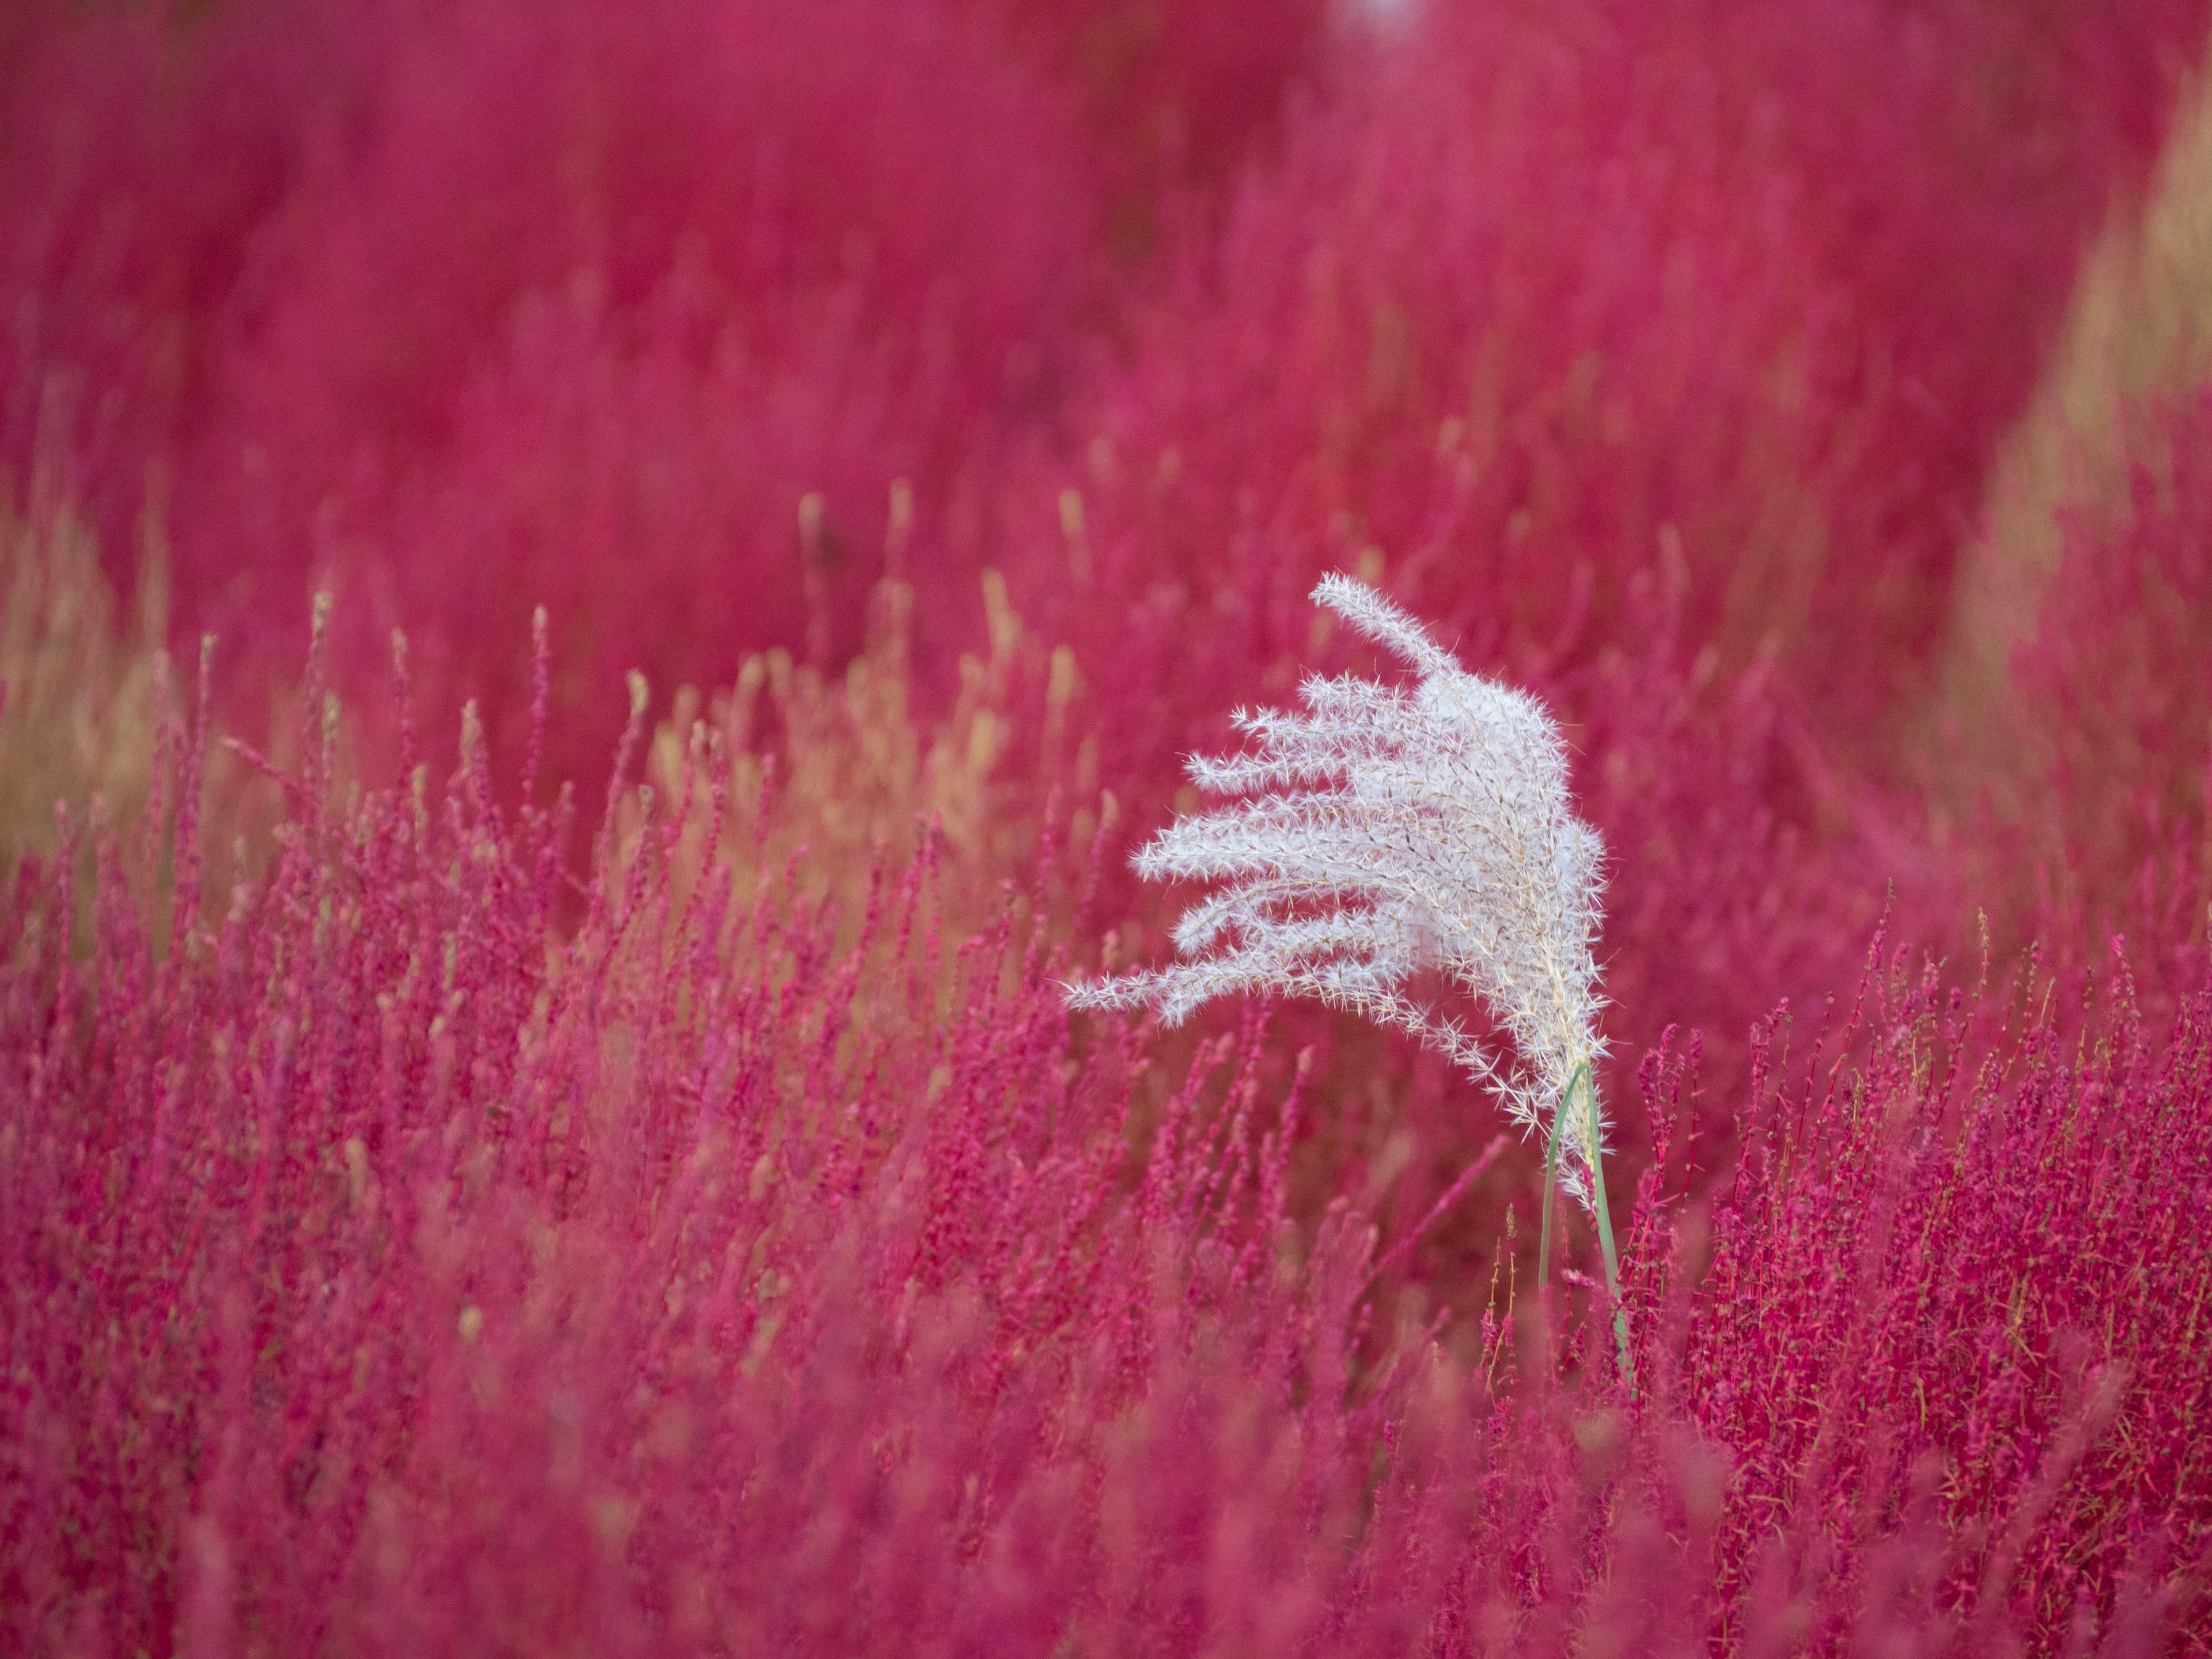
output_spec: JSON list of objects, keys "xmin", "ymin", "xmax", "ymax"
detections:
[
  {"xmin": 0, "ymin": 654, "xmax": 1373, "ymax": 1653},
  {"xmin": 1016, "ymin": 0, "xmax": 2202, "ymax": 752},
  {"xmin": 976, "ymin": 0, "xmax": 2188, "ymax": 1139},
  {"xmin": 0, "ymin": 0, "xmax": 1347, "ymax": 793},
  {"xmin": 5, "ymin": 2, "xmax": 2212, "ymax": 1652},
  {"xmin": 2, "ymin": 658, "xmax": 2207, "ymax": 1654},
  {"xmin": 1645, "ymin": 940, "xmax": 2212, "ymax": 1646},
  {"xmin": 3, "ymin": 0, "xmax": 1103, "ymax": 786},
  {"xmin": 7, "ymin": 0, "xmax": 2199, "ymax": 783},
  {"xmin": 976, "ymin": 0, "xmax": 1336, "ymax": 233}
]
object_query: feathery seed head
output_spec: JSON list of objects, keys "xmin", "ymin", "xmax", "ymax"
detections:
[{"xmin": 1069, "ymin": 574, "xmax": 1612, "ymax": 1200}]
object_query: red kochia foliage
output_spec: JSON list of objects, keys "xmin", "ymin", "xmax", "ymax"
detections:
[
  {"xmin": 6, "ymin": 1, "xmax": 2212, "ymax": 1652},
  {"xmin": 0, "ymin": 0, "xmax": 1339, "ymax": 793},
  {"xmin": 6, "ymin": 0, "xmax": 2197, "ymax": 778},
  {"xmin": 976, "ymin": 0, "xmax": 1335, "ymax": 249},
  {"xmin": 5, "ymin": 0, "xmax": 1103, "ymax": 784},
  {"xmin": 977, "ymin": 0, "xmax": 2192, "ymax": 1147},
  {"xmin": 1016, "ymin": 0, "xmax": 2201, "ymax": 762},
  {"xmin": 1649, "ymin": 946, "xmax": 2212, "ymax": 1645},
  {"xmin": 2, "ymin": 662, "xmax": 2206, "ymax": 1654}
]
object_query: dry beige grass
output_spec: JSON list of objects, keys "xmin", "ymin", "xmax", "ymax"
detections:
[
  {"xmin": 1, "ymin": 472, "xmax": 1089, "ymax": 974},
  {"xmin": 1925, "ymin": 52, "xmax": 2212, "ymax": 957},
  {"xmin": 0, "ymin": 501, "xmax": 175, "ymax": 873},
  {"xmin": 631, "ymin": 549, "xmax": 1107, "ymax": 963},
  {"xmin": 1946, "ymin": 54, "xmax": 2212, "ymax": 718}
]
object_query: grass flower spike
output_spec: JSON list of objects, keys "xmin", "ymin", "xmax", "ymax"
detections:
[{"xmin": 1070, "ymin": 574, "xmax": 1612, "ymax": 1204}]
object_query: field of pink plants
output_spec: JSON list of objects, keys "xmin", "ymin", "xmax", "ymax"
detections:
[{"xmin": 4, "ymin": 1, "xmax": 2211, "ymax": 1652}]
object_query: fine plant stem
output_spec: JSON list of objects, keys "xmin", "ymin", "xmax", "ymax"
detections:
[
  {"xmin": 1584, "ymin": 1067, "xmax": 1635, "ymax": 1396},
  {"xmin": 1535, "ymin": 1062, "xmax": 1635, "ymax": 1395},
  {"xmin": 1536, "ymin": 1073, "xmax": 1570, "ymax": 1288}
]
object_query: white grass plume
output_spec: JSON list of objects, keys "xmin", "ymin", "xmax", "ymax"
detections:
[{"xmin": 1068, "ymin": 574, "xmax": 1611, "ymax": 1203}]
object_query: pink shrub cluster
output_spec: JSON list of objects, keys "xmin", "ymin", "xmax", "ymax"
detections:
[
  {"xmin": 982, "ymin": 0, "xmax": 2194, "ymax": 1145},
  {"xmin": 7, "ymin": 0, "xmax": 2212, "ymax": 1651},
  {"xmin": 4, "ymin": 672, "xmax": 2207, "ymax": 1653},
  {"xmin": 1014, "ymin": 0, "xmax": 2199, "ymax": 737},
  {"xmin": 5, "ymin": 0, "xmax": 1328, "ymax": 786},
  {"xmin": 1658, "ymin": 949, "xmax": 2212, "ymax": 1643}
]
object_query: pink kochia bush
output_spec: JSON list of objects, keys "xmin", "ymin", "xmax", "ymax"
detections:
[
  {"xmin": 987, "ymin": 0, "xmax": 2192, "ymax": 1142},
  {"xmin": 1655, "ymin": 952, "xmax": 2212, "ymax": 1645},
  {"xmin": 6, "ymin": 1, "xmax": 2212, "ymax": 1652},
  {"xmin": 0, "ymin": 0, "xmax": 1329, "ymax": 792},
  {"xmin": 1016, "ymin": 0, "xmax": 2202, "ymax": 755},
  {"xmin": 3, "ymin": 643, "xmax": 2208, "ymax": 1654},
  {"xmin": 3, "ymin": 0, "xmax": 1103, "ymax": 782}
]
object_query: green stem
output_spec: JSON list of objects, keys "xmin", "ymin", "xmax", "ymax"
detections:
[
  {"xmin": 1536, "ymin": 1063, "xmax": 1635, "ymax": 1397},
  {"xmin": 1585, "ymin": 1067, "xmax": 1635, "ymax": 1397},
  {"xmin": 1536, "ymin": 1071, "xmax": 1570, "ymax": 1289}
]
